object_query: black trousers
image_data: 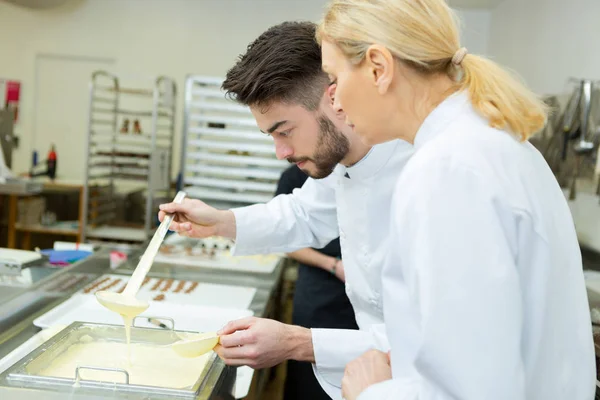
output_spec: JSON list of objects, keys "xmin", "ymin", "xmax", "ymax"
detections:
[{"xmin": 283, "ymin": 264, "xmax": 359, "ymax": 400}]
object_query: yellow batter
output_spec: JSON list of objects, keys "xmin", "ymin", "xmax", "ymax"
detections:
[
  {"xmin": 95, "ymin": 291, "xmax": 149, "ymax": 364},
  {"xmin": 38, "ymin": 341, "xmax": 212, "ymax": 389}
]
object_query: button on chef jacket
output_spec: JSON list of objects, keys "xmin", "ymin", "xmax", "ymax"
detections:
[
  {"xmin": 232, "ymin": 139, "xmax": 414, "ymax": 399},
  {"xmin": 358, "ymin": 92, "xmax": 595, "ymax": 400}
]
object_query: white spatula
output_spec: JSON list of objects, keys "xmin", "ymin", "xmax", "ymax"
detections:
[
  {"xmin": 171, "ymin": 332, "xmax": 220, "ymax": 358},
  {"xmin": 96, "ymin": 191, "xmax": 187, "ymax": 317}
]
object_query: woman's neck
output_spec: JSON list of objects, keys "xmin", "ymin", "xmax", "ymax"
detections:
[{"xmin": 391, "ymin": 72, "xmax": 456, "ymax": 144}]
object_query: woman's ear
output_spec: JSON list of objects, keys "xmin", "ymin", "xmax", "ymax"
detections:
[
  {"xmin": 326, "ymin": 82, "xmax": 337, "ymax": 105},
  {"xmin": 365, "ymin": 45, "xmax": 395, "ymax": 95}
]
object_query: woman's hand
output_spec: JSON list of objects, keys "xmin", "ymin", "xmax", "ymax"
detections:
[{"xmin": 342, "ymin": 349, "xmax": 392, "ymax": 400}]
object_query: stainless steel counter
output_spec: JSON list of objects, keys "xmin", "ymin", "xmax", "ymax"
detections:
[{"xmin": 0, "ymin": 245, "xmax": 285, "ymax": 399}]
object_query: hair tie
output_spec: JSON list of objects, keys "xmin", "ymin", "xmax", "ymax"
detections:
[{"xmin": 452, "ymin": 47, "xmax": 468, "ymax": 66}]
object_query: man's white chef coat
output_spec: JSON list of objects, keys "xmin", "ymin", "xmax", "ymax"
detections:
[
  {"xmin": 358, "ymin": 92, "xmax": 596, "ymax": 400},
  {"xmin": 232, "ymin": 139, "xmax": 414, "ymax": 399}
]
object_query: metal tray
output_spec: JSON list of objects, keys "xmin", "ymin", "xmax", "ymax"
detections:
[{"xmin": 0, "ymin": 321, "xmax": 227, "ymax": 399}]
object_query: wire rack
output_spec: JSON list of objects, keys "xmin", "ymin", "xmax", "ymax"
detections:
[
  {"xmin": 82, "ymin": 71, "xmax": 176, "ymax": 242},
  {"xmin": 181, "ymin": 75, "xmax": 287, "ymax": 209}
]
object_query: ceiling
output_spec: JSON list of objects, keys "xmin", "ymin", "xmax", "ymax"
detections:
[{"xmin": 448, "ymin": 0, "xmax": 506, "ymax": 9}]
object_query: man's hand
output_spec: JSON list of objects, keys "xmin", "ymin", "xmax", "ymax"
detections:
[
  {"xmin": 342, "ymin": 350, "xmax": 392, "ymax": 400},
  {"xmin": 158, "ymin": 198, "xmax": 236, "ymax": 239},
  {"xmin": 214, "ymin": 317, "xmax": 314, "ymax": 369}
]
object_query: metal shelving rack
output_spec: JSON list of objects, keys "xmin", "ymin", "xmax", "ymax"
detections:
[
  {"xmin": 82, "ymin": 71, "xmax": 176, "ymax": 242},
  {"xmin": 181, "ymin": 75, "xmax": 287, "ymax": 209}
]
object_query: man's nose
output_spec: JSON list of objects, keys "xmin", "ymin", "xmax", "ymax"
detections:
[{"xmin": 274, "ymin": 140, "xmax": 293, "ymax": 160}]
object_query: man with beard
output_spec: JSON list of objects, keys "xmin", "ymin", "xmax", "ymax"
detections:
[
  {"xmin": 274, "ymin": 162, "xmax": 357, "ymax": 400},
  {"xmin": 159, "ymin": 22, "xmax": 413, "ymax": 399}
]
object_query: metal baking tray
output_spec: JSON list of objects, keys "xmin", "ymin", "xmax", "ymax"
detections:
[{"xmin": 0, "ymin": 321, "xmax": 232, "ymax": 399}]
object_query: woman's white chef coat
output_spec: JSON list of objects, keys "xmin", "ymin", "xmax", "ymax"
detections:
[
  {"xmin": 232, "ymin": 139, "xmax": 413, "ymax": 399},
  {"xmin": 358, "ymin": 92, "xmax": 595, "ymax": 400}
]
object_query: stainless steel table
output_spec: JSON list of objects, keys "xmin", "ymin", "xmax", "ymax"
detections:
[{"xmin": 0, "ymin": 244, "xmax": 285, "ymax": 399}]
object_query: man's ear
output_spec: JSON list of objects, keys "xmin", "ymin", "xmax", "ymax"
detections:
[{"xmin": 326, "ymin": 83, "xmax": 345, "ymax": 121}]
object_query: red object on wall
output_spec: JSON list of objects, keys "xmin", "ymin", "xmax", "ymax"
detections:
[{"xmin": 5, "ymin": 80, "xmax": 21, "ymax": 122}]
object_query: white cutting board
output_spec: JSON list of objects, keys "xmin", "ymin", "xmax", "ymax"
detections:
[
  {"xmin": 34, "ymin": 293, "xmax": 253, "ymax": 332},
  {"xmin": 153, "ymin": 251, "xmax": 280, "ymax": 274},
  {"xmin": 158, "ymin": 234, "xmax": 281, "ymax": 274},
  {"xmin": 78, "ymin": 274, "xmax": 256, "ymax": 310}
]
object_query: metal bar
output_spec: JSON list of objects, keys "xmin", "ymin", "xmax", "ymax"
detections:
[
  {"xmin": 189, "ymin": 114, "xmax": 257, "ymax": 127},
  {"xmin": 186, "ymin": 164, "xmax": 281, "ymax": 180},
  {"xmin": 109, "ymin": 76, "xmax": 120, "ymax": 207},
  {"xmin": 188, "ymin": 126, "xmax": 271, "ymax": 143},
  {"xmin": 187, "ymin": 139, "xmax": 275, "ymax": 155},
  {"xmin": 185, "ymin": 176, "xmax": 276, "ymax": 192},
  {"xmin": 92, "ymin": 97, "xmax": 117, "ymax": 105},
  {"xmin": 90, "ymin": 142, "xmax": 158, "ymax": 152},
  {"xmin": 89, "ymin": 161, "xmax": 149, "ymax": 169},
  {"xmin": 188, "ymin": 100, "xmax": 251, "ymax": 114},
  {"xmin": 191, "ymin": 87, "xmax": 225, "ymax": 99},
  {"xmin": 92, "ymin": 130, "xmax": 172, "ymax": 141},
  {"xmin": 90, "ymin": 119, "xmax": 114, "ymax": 125},
  {"xmin": 112, "ymin": 173, "xmax": 150, "ymax": 180},
  {"xmin": 184, "ymin": 186, "xmax": 274, "ymax": 204},
  {"xmin": 96, "ymin": 86, "xmax": 153, "ymax": 97},
  {"xmin": 189, "ymin": 75, "xmax": 227, "ymax": 86},
  {"xmin": 181, "ymin": 76, "xmax": 194, "ymax": 189},
  {"xmin": 186, "ymin": 151, "xmax": 286, "ymax": 168},
  {"xmin": 88, "ymin": 173, "xmax": 113, "ymax": 180},
  {"xmin": 144, "ymin": 84, "xmax": 160, "ymax": 237},
  {"xmin": 167, "ymin": 77, "xmax": 177, "ymax": 199},
  {"xmin": 575, "ymin": 80, "xmax": 595, "ymax": 153},
  {"xmin": 93, "ymin": 109, "xmax": 171, "ymax": 118},
  {"xmin": 95, "ymin": 151, "xmax": 150, "ymax": 159}
]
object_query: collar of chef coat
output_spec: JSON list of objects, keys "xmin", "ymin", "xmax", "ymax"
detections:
[
  {"xmin": 414, "ymin": 91, "xmax": 470, "ymax": 150},
  {"xmin": 342, "ymin": 139, "xmax": 402, "ymax": 181}
]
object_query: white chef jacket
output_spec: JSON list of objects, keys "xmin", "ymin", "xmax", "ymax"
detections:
[
  {"xmin": 232, "ymin": 139, "xmax": 414, "ymax": 399},
  {"xmin": 359, "ymin": 92, "xmax": 596, "ymax": 400}
]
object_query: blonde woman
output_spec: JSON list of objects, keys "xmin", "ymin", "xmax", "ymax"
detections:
[{"xmin": 317, "ymin": 1, "xmax": 595, "ymax": 399}]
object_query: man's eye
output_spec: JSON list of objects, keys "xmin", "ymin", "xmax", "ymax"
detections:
[{"xmin": 280, "ymin": 130, "xmax": 291, "ymax": 137}]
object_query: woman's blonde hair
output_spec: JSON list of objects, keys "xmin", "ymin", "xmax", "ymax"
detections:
[{"xmin": 316, "ymin": 0, "xmax": 547, "ymax": 141}]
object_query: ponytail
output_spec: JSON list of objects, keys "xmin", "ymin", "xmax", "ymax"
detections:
[{"xmin": 459, "ymin": 54, "xmax": 547, "ymax": 141}]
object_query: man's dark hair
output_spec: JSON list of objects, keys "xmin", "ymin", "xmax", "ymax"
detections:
[{"xmin": 222, "ymin": 21, "xmax": 328, "ymax": 111}]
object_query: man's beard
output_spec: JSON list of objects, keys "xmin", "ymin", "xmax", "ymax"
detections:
[{"xmin": 288, "ymin": 115, "xmax": 350, "ymax": 179}]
